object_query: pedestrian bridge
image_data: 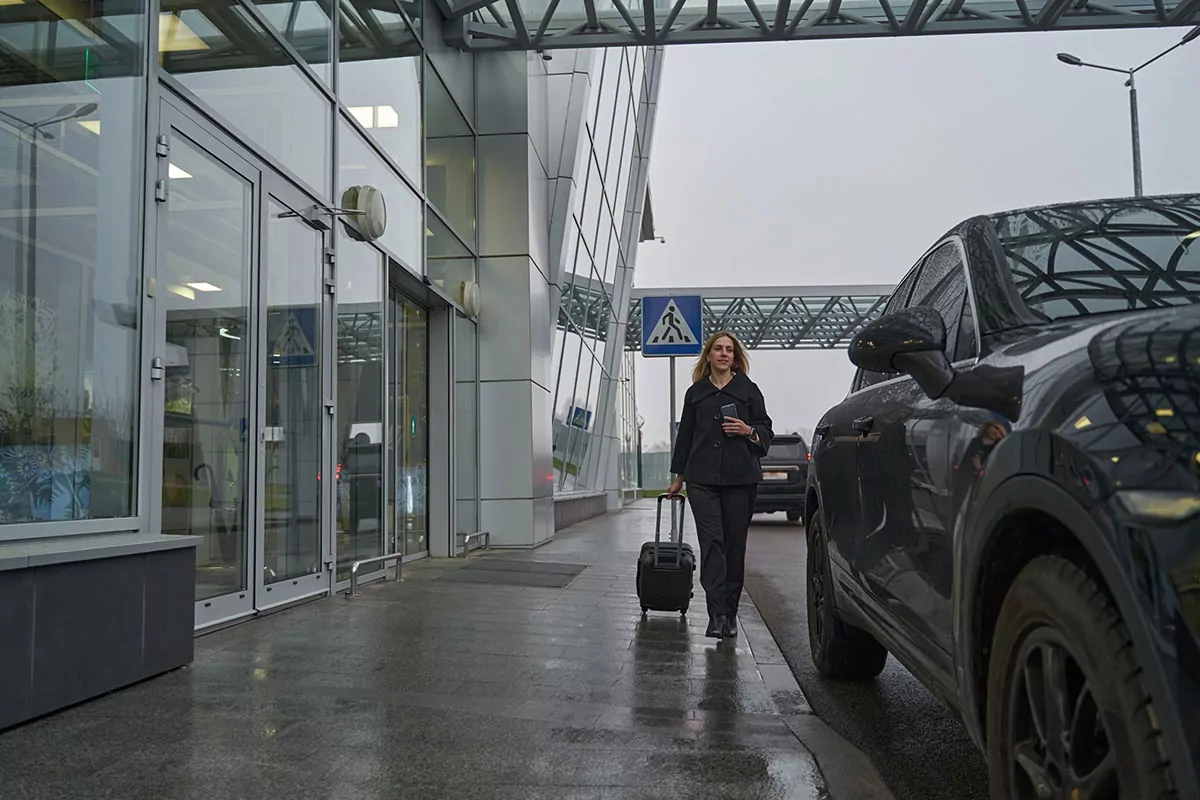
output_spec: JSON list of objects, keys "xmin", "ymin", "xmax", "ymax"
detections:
[
  {"xmin": 558, "ymin": 276, "xmax": 894, "ymax": 349},
  {"xmin": 439, "ymin": 0, "xmax": 1199, "ymax": 50}
]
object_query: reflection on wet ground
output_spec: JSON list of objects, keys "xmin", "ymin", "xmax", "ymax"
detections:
[{"xmin": 0, "ymin": 505, "xmax": 832, "ymax": 800}]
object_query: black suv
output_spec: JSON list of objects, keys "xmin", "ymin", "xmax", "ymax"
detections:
[
  {"xmin": 755, "ymin": 434, "xmax": 809, "ymax": 522},
  {"xmin": 806, "ymin": 194, "xmax": 1199, "ymax": 799}
]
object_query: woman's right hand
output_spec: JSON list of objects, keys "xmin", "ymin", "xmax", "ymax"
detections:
[{"xmin": 666, "ymin": 476, "xmax": 684, "ymax": 497}]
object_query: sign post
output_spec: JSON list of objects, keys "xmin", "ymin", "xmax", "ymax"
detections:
[{"xmin": 640, "ymin": 294, "xmax": 703, "ymax": 467}]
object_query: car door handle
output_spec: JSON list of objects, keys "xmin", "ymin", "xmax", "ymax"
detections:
[{"xmin": 853, "ymin": 416, "xmax": 874, "ymax": 434}]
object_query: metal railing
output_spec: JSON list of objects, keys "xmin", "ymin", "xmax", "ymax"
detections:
[
  {"xmin": 344, "ymin": 552, "xmax": 404, "ymax": 598},
  {"xmin": 459, "ymin": 531, "xmax": 491, "ymax": 559}
]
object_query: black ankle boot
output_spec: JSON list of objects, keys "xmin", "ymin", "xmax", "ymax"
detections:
[
  {"xmin": 706, "ymin": 614, "xmax": 727, "ymax": 638},
  {"xmin": 723, "ymin": 615, "xmax": 738, "ymax": 638}
]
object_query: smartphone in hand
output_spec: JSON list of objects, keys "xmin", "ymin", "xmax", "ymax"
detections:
[{"xmin": 721, "ymin": 403, "xmax": 738, "ymax": 438}]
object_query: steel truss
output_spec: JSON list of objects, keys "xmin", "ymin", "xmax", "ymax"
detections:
[
  {"xmin": 557, "ymin": 279, "xmax": 894, "ymax": 350},
  {"xmin": 437, "ymin": 0, "xmax": 1200, "ymax": 51}
]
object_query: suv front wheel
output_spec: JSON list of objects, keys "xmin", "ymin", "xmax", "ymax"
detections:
[
  {"xmin": 806, "ymin": 510, "xmax": 888, "ymax": 679},
  {"xmin": 986, "ymin": 555, "xmax": 1178, "ymax": 800}
]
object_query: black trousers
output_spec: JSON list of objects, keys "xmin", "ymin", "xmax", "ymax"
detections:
[{"xmin": 687, "ymin": 483, "xmax": 756, "ymax": 619}]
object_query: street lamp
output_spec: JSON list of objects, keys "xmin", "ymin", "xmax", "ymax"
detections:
[{"xmin": 1057, "ymin": 24, "xmax": 1200, "ymax": 197}]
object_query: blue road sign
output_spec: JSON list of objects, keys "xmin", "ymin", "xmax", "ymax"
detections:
[
  {"xmin": 641, "ymin": 295, "xmax": 703, "ymax": 357},
  {"xmin": 569, "ymin": 406, "xmax": 592, "ymax": 430}
]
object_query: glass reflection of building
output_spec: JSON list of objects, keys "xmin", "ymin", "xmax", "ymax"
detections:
[{"xmin": 0, "ymin": 0, "xmax": 662, "ymax": 728}]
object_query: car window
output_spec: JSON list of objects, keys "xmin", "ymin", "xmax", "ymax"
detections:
[
  {"xmin": 767, "ymin": 440, "xmax": 807, "ymax": 460},
  {"xmin": 907, "ymin": 242, "xmax": 978, "ymax": 362},
  {"xmin": 990, "ymin": 196, "xmax": 1200, "ymax": 320},
  {"xmin": 884, "ymin": 264, "xmax": 920, "ymax": 316},
  {"xmin": 857, "ymin": 266, "xmax": 922, "ymax": 391}
]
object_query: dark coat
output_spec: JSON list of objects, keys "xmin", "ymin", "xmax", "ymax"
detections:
[{"xmin": 670, "ymin": 371, "xmax": 774, "ymax": 486}]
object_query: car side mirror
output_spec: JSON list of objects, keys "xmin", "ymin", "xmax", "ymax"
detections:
[{"xmin": 848, "ymin": 307, "xmax": 955, "ymax": 399}]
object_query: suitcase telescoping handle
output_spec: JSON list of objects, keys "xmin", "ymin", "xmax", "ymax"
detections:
[{"xmin": 655, "ymin": 492, "xmax": 686, "ymax": 544}]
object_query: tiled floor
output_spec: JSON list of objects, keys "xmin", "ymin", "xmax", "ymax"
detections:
[{"xmin": 0, "ymin": 502, "xmax": 835, "ymax": 800}]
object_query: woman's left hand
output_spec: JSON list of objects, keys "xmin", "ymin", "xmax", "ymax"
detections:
[{"xmin": 723, "ymin": 416, "xmax": 753, "ymax": 437}]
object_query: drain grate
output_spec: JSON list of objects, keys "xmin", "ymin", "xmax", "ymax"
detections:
[{"xmin": 439, "ymin": 559, "xmax": 587, "ymax": 588}]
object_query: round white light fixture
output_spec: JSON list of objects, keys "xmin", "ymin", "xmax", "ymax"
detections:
[
  {"xmin": 460, "ymin": 280, "xmax": 481, "ymax": 317},
  {"xmin": 340, "ymin": 185, "xmax": 387, "ymax": 242}
]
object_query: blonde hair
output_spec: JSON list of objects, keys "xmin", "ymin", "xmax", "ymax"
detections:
[{"xmin": 692, "ymin": 331, "xmax": 750, "ymax": 384}]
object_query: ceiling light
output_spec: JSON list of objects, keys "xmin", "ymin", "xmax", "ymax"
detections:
[
  {"xmin": 1073, "ymin": 416, "xmax": 1092, "ymax": 430},
  {"xmin": 1184, "ymin": 230, "xmax": 1200, "ymax": 241},
  {"xmin": 159, "ymin": 13, "xmax": 210, "ymax": 53},
  {"xmin": 77, "ymin": 120, "xmax": 101, "ymax": 134},
  {"xmin": 168, "ymin": 284, "xmax": 196, "ymax": 300},
  {"xmin": 187, "ymin": 282, "xmax": 221, "ymax": 292},
  {"xmin": 0, "ymin": 0, "xmax": 25, "ymax": 6},
  {"xmin": 169, "ymin": 164, "xmax": 192, "ymax": 179}
]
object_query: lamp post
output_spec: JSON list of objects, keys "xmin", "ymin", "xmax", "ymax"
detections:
[{"xmin": 1057, "ymin": 24, "xmax": 1200, "ymax": 197}]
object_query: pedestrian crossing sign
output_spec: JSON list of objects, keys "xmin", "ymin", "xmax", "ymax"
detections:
[{"xmin": 641, "ymin": 295, "xmax": 703, "ymax": 357}]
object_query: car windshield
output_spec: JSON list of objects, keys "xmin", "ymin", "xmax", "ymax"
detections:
[
  {"xmin": 767, "ymin": 440, "xmax": 807, "ymax": 460},
  {"xmin": 990, "ymin": 195, "xmax": 1200, "ymax": 322}
]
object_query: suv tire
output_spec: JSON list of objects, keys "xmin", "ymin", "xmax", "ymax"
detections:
[
  {"xmin": 806, "ymin": 510, "xmax": 888, "ymax": 680},
  {"xmin": 787, "ymin": 509, "xmax": 802, "ymax": 523},
  {"xmin": 986, "ymin": 555, "xmax": 1178, "ymax": 800}
]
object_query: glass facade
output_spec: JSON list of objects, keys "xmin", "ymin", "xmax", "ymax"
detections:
[
  {"xmin": 551, "ymin": 47, "xmax": 647, "ymax": 495},
  {"xmin": 0, "ymin": 0, "xmax": 146, "ymax": 528},
  {"xmin": 2, "ymin": 0, "xmax": 655, "ymax": 641}
]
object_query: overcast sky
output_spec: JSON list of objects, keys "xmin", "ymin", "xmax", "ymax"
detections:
[{"xmin": 632, "ymin": 26, "xmax": 1200, "ymax": 448}]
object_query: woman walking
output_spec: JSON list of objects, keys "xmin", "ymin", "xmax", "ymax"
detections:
[{"xmin": 667, "ymin": 331, "xmax": 773, "ymax": 639}]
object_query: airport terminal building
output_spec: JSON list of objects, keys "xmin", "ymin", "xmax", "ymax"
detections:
[{"xmin": 0, "ymin": 0, "xmax": 661, "ymax": 726}]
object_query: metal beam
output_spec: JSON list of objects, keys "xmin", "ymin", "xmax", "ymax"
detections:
[{"xmin": 440, "ymin": 0, "xmax": 1190, "ymax": 50}]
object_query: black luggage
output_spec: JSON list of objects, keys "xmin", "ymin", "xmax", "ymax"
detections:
[{"xmin": 636, "ymin": 493, "xmax": 695, "ymax": 615}]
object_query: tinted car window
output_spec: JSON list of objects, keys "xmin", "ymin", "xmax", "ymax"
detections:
[
  {"xmin": 907, "ymin": 242, "xmax": 975, "ymax": 360},
  {"xmin": 858, "ymin": 266, "xmax": 922, "ymax": 391},
  {"xmin": 767, "ymin": 440, "xmax": 807, "ymax": 460},
  {"xmin": 991, "ymin": 196, "xmax": 1200, "ymax": 321}
]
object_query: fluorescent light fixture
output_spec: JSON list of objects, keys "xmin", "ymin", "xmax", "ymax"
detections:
[
  {"xmin": 169, "ymin": 164, "xmax": 192, "ymax": 179},
  {"xmin": 1073, "ymin": 416, "xmax": 1092, "ymax": 430},
  {"xmin": 0, "ymin": 0, "xmax": 25, "ymax": 6},
  {"xmin": 376, "ymin": 105, "xmax": 398, "ymax": 128},
  {"xmin": 1184, "ymin": 230, "xmax": 1200, "ymax": 241},
  {"xmin": 159, "ymin": 13, "xmax": 210, "ymax": 53},
  {"xmin": 425, "ymin": 228, "xmax": 434, "ymax": 237},
  {"xmin": 349, "ymin": 106, "xmax": 374, "ymax": 128},
  {"xmin": 77, "ymin": 120, "xmax": 101, "ymax": 134},
  {"xmin": 349, "ymin": 105, "xmax": 399, "ymax": 129},
  {"xmin": 168, "ymin": 284, "xmax": 196, "ymax": 300},
  {"xmin": 186, "ymin": 281, "xmax": 221, "ymax": 292}
]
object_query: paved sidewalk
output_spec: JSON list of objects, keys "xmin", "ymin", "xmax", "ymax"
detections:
[{"xmin": 0, "ymin": 501, "xmax": 893, "ymax": 800}]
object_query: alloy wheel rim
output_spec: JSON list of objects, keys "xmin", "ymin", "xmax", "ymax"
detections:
[{"xmin": 1007, "ymin": 628, "xmax": 1120, "ymax": 800}]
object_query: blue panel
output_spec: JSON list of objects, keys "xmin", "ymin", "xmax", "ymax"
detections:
[{"xmin": 642, "ymin": 294, "xmax": 703, "ymax": 357}]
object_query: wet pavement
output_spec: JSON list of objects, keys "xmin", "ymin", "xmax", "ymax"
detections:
[
  {"xmin": 743, "ymin": 515, "xmax": 990, "ymax": 800},
  {"xmin": 0, "ymin": 501, "xmax": 892, "ymax": 800}
]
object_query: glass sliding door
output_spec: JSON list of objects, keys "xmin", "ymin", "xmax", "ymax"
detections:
[
  {"xmin": 335, "ymin": 241, "xmax": 385, "ymax": 581},
  {"xmin": 388, "ymin": 287, "xmax": 428, "ymax": 557},
  {"xmin": 155, "ymin": 102, "xmax": 259, "ymax": 627}
]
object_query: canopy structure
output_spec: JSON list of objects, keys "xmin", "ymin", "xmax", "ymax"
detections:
[
  {"xmin": 557, "ymin": 278, "xmax": 895, "ymax": 350},
  {"xmin": 437, "ymin": 0, "xmax": 1199, "ymax": 51}
]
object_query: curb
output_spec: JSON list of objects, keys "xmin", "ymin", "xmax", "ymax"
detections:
[{"xmin": 742, "ymin": 588, "xmax": 898, "ymax": 800}]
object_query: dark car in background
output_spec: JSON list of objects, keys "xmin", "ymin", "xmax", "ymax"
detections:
[
  {"xmin": 805, "ymin": 194, "xmax": 1200, "ymax": 799},
  {"xmin": 755, "ymin": 434, "xmax": 808, "ymax": 523}
]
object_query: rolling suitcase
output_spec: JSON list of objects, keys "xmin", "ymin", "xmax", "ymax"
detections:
[{"xmin": 636, "ymin": 493, "xmax": 695, "ymax": 615}]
